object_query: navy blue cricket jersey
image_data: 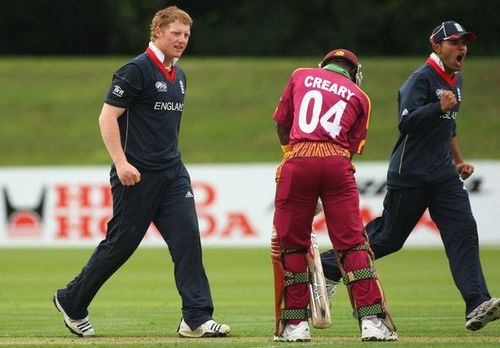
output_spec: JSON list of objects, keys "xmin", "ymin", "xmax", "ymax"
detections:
[
  {"xmin": 104, "ymin": 48, "xmax": 187, "ymax": 171},
  {"xmin": 387, "ymin": 55, "xmax": 463, "ymax": 188}
]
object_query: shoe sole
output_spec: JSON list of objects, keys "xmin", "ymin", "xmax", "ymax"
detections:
[
  {"xmin": 177, "ymin": 319, "xmax": 230, "ymax": 338},
  {"xmin": 178, "ymin": 331, "xmax": 229, "ymax": 338},
  {"xmin": 274, "ymin": 337, "xmax": 311, "ymax": 342},
  {"xmin": 52, "ymin": 293, "xmax": 87, "ymax": 338},
  {"xmin": 466, "ymin": 298, "xmax": 500, "ymax": 331},
  {"xmin": 361, "ymin": 326, "xmax": 398, "ymax": 341},
  {"xmin": 362, "ymin": 336, "xmax": 398, "ymax": 342}
]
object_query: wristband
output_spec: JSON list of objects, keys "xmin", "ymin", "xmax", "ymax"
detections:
[{"xmin": 281, "ymin": 144, "xmax": 292, "ymax": 154}]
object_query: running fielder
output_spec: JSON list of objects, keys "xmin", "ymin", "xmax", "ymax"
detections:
[{"xmin": 321, "ymin": 20, "xmax": 500, "ymax": 332}]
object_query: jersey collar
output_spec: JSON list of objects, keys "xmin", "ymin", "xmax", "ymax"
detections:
[
  {"xmin": 146, "ymin": 42, "xmax": 176, "ymax": 82},
  {"xmin": 426, "ymin": 52, "xmax": 456, "ymax": 87},
  {"xmin": 322, "ymin": 63, "xmax": 352, "ymax": 80},
  {"xmin": 148, "ymin": 42, "xmax": 165, "ymax": 63}
]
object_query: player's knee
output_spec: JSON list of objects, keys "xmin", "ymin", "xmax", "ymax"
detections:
[
  {"xmin": 337, "ymin": 242, "xmax": 373, "ymax": 268},
  {"xmin": 465, "ymin": 217, "xmax": 477, "ymax": 231},
  {"xmin": 389, "ymin": 242, "xmax": 404, "ymax": 253},
  {"xmin": 375, "ymin": 237, "xmax": 405, "ymax": 256}
]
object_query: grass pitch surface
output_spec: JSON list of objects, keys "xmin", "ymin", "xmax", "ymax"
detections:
[{"xmin": 0, "ymin": 247, "xmax": 499, "ymax": 347}]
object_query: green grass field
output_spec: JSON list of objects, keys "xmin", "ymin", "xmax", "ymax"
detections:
[
  {"xmin": 0, "ymin": 247, "xmax": 499, "ymax": 347},
  {"xmin": 1, "ymin": 56, "xmax": 499, "ymax": 347},
  {"xmin": 0, "ymin": 57, "xmax": 499, "ymax": 165}
]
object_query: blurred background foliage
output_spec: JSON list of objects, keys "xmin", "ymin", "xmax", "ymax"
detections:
[
  {"xmin": 1, "ymin": 1, "xmax": 498, "ymax": 165},
  {"xmin": 1, "ymin": 0, "xmax": 498, "ymax": 56}
]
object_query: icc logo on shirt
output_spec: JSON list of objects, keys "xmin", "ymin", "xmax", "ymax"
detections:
[{"xmin": 155, "ymin": 81, "xmax": 168, "ymax": 92}]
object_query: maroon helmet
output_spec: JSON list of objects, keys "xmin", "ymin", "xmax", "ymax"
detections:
[{"xmin": 320, "ymin": 48, "xmax": 363, "ymax": 86}]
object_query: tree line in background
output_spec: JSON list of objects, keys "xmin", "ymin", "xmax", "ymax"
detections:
[{"xmin": 1, "ymin": 0, "xmax": 498, "ymax": 56}]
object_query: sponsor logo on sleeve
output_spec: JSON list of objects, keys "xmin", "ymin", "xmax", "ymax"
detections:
[{"xmin": 112, "ymin": 85, "xmax": 124, "ymax": 97}]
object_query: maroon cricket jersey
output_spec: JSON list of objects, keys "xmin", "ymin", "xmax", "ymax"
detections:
[{"xmin": 273, "ymin": 67, "xmax": 371, "ymax": 155}]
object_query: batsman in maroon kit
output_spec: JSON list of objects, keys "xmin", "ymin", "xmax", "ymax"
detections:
[{"xmin": 271, "ymin": 49, "xmax": 398, "ymax": 342}]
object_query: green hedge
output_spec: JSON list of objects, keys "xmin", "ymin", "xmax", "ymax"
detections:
[{"xmin": 1, "ymin": 0, "xmax": 499, "ymax": 56}]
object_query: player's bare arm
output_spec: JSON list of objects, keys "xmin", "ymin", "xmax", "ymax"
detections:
[
  {"xmin": 276, "ymin": 122, "xmax": 293, "ymax": 154},
  {"xmin": 98, "ymin": 103, "xmax": 141, "ymax": 186},
  {"xmin": 451, "ymin": 136, "xmax": 474, "ymax": 180},
  {"xmin": 275, "ymin": 122, "xmax": 290, "ymax": 146}
]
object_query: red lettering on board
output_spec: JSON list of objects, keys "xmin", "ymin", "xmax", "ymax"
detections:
[{"xmin": 220, "ymin": 212, "xmax": 258, "ymax": 237}]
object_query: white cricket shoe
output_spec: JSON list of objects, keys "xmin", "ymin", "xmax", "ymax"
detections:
[
  {"xmin": 325, "ymin": 278, "xmax": 339, "ymax": 307},
  {"xmin": 53, "ymin": 292, "xmax": 94, "ymax": 337},
  {"xmin": 177, "ymin": 318, "xmax": 230, "ymax": 338},
  {"xmin": 274, "ymin": 321, "xmax": 311, "ymax": 342},
  {"xmin": 361, "ymin": 315, "xmax": 398, "ymax": 341},
  {"xmin": 466, "ymin": 297, "xmax": 500, "ymax": 331}
]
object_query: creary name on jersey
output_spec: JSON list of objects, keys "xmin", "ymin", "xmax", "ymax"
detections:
[
  {"xmin": 153, "ymin": 101, "xmax": 184, "ymax": 111},
  {"xmin": 304, "ymin": 75, "xmax": 356, "ymax": 101}
]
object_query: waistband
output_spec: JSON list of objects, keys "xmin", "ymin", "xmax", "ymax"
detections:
[
  {"xmin": 275, "ymin": 142, "xmax": 350, "ymax": 183},
  {"xmin": 290, "ymin": 142, "xmax": 350, "ymax": 158}
]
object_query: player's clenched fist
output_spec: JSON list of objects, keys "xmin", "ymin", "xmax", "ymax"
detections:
[
  {"xmin": 456, "ymin": 162, "xmax": 474, "ymax": 180},
  {"xmin": 440, "ymin": 90, "xmax": 457, "ymax": 112},
  {"xmin": 116, "ymin": 161, "xmax": 141, "ymax": 186}
]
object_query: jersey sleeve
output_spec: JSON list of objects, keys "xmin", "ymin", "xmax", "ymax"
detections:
[
  {"xmin": 348, "ymin": 91, "xmax": 371, "ymax": 155},
  {"xmin": 398, "ymin": 72, "xmax": 442, "ymax": 134},
  {"xmin": 272, "ymin": 73, "xmax": 295, "ymax": 128},
  {"xmin": 104, "ymin": 63, "xmax": 144, "ymax": 108}
]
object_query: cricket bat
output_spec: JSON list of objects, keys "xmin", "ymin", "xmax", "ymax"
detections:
[{"xmin": 307, "ymin": 231, "xmax": 331, "ymax": 329}]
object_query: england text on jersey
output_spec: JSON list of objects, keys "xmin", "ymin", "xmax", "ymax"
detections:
[
  {"xmin": 304, "ymin": 76, "xmax": 356, "ymax": 101},
  {"xmin": 154, "ymin": 101, "xmax": 184, "ymax": 111}
]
